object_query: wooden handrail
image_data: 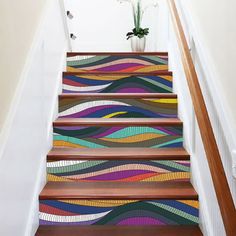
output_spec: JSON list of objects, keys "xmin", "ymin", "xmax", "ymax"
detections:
[{"xmin": 167, "ymin": 0, "xmax": 236, "ymax": 235}]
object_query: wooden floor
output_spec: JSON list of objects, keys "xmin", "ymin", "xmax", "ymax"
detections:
[{"xmin": 36, "ymin": 225, "xmax": 203, "ymax": 236}]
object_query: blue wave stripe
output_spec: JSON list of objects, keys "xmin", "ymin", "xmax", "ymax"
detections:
[{"xmin": 41, "ymin": 200, "xmax": 113, "ymax": 214}]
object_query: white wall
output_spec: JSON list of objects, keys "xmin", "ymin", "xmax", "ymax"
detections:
[
  {"xmin": 0, "ymin": 0, "xmax": 47, "ymax": 130},
  {"xmin": 180, "ymin": 0, "xmax": 236, "ymax": 133},
  {"xmin": 64, "ymin": 0, "xmax": 168, "ymax": 52},
  {"xmin": 0, "ymin": 1, "xmax": 68, "ymax": 235}
]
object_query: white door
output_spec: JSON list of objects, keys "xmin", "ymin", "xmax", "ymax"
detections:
[{"xmin": 63, "ymin": 0, "xmax": 168, "ymax": 52}]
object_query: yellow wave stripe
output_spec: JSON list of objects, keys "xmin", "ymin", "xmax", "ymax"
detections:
[
  {"xmin": 144, "ymin": 99, "xmax": 178, "ymax": 104},
  {"xmin": 53, "ymin": 140, "xmax": 86, "ymax": 148},
  {"xmin": 47, "ymin": 174, "xmax": 72, "ymax": 182},
  {"xmin": 60, "ymin": 199, "xmax": 138, "ymax": 207},
  {"xmin": 160, "ymin": 75, "xmax": 173, "ymax": 82},
  {"xmin": 67, "ymin": 67, "xmax": 88, "ymax": 72},
  {"xmin": 103, "ymin": 112, "xmax": 127, "ymax": 118},
  {"xmin": 178, "ymin": 200, "xmax": 199, "ymax": 209},
  {"xmin": 78, "ymin": 75, "xmax": 130, "ymax": 81},
  {"xmin": 142, "ymin": 172, "xmax": 190, "ymax": 182},
  {"xmin": 135, "ymin": 65, "xmax": 168, "ymax": 72},
  {"xmin": 101, "ymin": 133, "xmax": 164, "ymax": 143}
]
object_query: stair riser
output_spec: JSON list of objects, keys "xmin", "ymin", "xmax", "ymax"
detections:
[
  {"xmin": 59, "ymin": 98, "xmax": 178, "ymax": 118},
  {"xmin": 53, "ymin": 126, "xmax": 183, "ymax": 148},
  {"xmin": 47, "ymin": 160, "xmax": 190, "ymax": 182},
  {"xmin": 63, "ymin": 74, "xmax": 172, "ymax": 94},
  {"xmin": 39, "ymin": 200, "xmax": 199, "ymax": 226},
  {"xmin": 67, "ymin": 55, "xmax": 168, "ymax": 73}
]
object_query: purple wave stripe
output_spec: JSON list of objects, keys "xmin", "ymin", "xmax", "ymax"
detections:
[
  {"xmin": 61, "ymin": 105, "xmax": 117, "ymax": 119},
  {"xmin": 118, "ymin": 88, "xmax": 148, "ymax": 93},
  {"xmin": 117, "ymin": 217, "xmax": 166, "ymax": 226},
  {"xmin": 81, "ymin": 170, "xmax": 153, "ymax": 181},
  {"xmin": 95, "ymin": 63, "xmax": 143, "ymax": 72},
  {"xmin": 91, "ymin": 127, "xmax": 125, "ymax": 138},
  {"xmin": 155, "ymin": 127, "xmax": 178, "ymax": 136}
]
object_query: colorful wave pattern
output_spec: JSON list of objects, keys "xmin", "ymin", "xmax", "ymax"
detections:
[
  {"xmin": 47, "ymin": 160, "xmax": 190, "ymax": 182},
  {"xmin": 67, "ymin": 55, "xmax": 168, "ymax": 73},
  {"xmin": 53, "ymin": 126, "xmax": 183, "ymax": 148},
  {"xmin": 39, "ymin": 200, "xmax": 199, "ymax": 225},
  {"xmin": 63, "ymin": 74, "xmax": 173, "ymax": 93},
  {"xmin": 59, "ymin": 98, "xmax": 178, "ymax": 118}
]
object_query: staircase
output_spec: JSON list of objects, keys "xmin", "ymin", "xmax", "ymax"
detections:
[{"xmin": 36, "ymin": 53, "xmax": 202, "ymax": 235}]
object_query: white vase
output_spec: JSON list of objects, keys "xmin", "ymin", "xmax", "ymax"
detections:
[{"xmin": 131, "ymin": 36, "xmax": 146, "ymax": 52}]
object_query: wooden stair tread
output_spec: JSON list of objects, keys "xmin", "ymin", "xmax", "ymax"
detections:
[
  {"xmin": 48, "ymin": 147, "xmax": 189, "ymax": 160},
  {"xmin": 59, "ymin": 93, "xmax": 177, "ymax": 99},
  {"xmin": 54, "ymin": 118, "xmax": 182, "ymax": 126},
  {"xmin": 39, "ymin": 182, "xmax": 197, "ymax": 200},
  {"xmin": 63, "ymin": 71, "xmax": 172, "ymax": 76},
  {"xmin": 36, "ymin": 225, "xmax": 203, "ymax": 236},
  {"xmin": 67, "ymin": 52, "xmax": 168, "ymax": 56}
]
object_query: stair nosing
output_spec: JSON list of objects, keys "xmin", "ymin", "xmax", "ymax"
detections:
[
  {"xmin": 67, "ymin": 52, "xmax": 168, "ymax": 56},
  {"xmin": 47, "ymin": 147, "xmax": 190, "ymax": 161},
  {"xmin": 59, "ymin": 93, "xmax": 177, "ymax": 99},
  {"xmin": 63, "ymin": 71, "xmax": 172, "ymax": 76},
  {"xmin": 36, "ymin": 225, "xmax": 203, "ymax": 236},
  {"xmin": 39, "ymin": 182, "xmax": 198, "ymax": 200},
  {"xmin": 53, "ymin": 118, "xmax": 182, "ymax": 127}
]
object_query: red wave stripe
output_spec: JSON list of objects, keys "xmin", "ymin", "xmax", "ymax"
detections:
[
  {"xmin": 63, "ymin": 78, "xmax": 86, "ymax": 87},
  {"xmin": 70, "ymin": 173, "xmax": 158, "ymax": 182},
  {"xmin": 117, "ymin": 66, "xmax": 146, "ymax": 73}
]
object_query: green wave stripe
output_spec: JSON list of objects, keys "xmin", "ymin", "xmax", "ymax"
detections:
[
  {"xmin": 95, "ymin": 201, "xmax": 197, "ymax": 225},
  {"xmin": 47, "ymin": 160, "xmax": 190, "ymax": 174},
  {"xmin": 67, "ymin": 56, "xmax": 109, "ymax": 67},
  {"xmin": 149, "ymin": 202, "xmax": 199, "ymax": 223}
]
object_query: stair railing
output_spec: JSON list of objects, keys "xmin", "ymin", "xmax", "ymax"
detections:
[{"xmin": 167, "ymin": 0, "xmax": 236, "ymax": 235}]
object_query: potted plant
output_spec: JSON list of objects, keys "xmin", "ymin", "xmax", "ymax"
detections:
[{"xmin": 118, "ymin": 0, "xmax": 158, "ymax": 52}]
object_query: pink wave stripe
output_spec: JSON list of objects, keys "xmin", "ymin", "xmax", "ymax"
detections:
[
  {"xmin": 117, "ymin": 217, "xmax": 166, "ymax": 225},
  {"xmin": 75, "ymin": 58, "xmax": 154, "ymax": 71}
]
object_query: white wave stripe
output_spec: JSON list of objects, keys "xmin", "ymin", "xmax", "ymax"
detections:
[
  {"xmin": 47, "ymin": 160, "xmax": 88, "ymax": 168},
  {"xmin": 40, "ymin": 211, "xmax": 111, "ymax": 223},
  {"xmin": 60, "ymin": 100, "xmax": 131, "ymax": 117},
  {"xmin": 63, "ymin": 83, "xmax": 111, "ymax": 92},
  {"xmin": 67, "ymin": 55, "xmax": 96, "ymax": 62}
]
